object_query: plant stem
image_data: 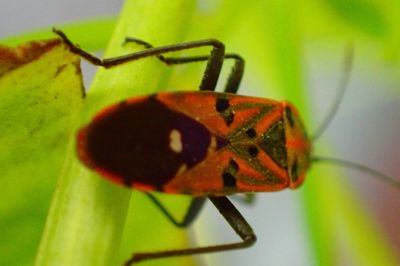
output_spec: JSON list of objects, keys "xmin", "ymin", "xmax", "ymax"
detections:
[{"xmin": 35, "ymin": 1, "xmax": 195, "ymax": 265}]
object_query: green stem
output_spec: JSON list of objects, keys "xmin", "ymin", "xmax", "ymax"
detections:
[{"xmin": 35, "ymin": 1, "xmax": 195, "ymax": 265}]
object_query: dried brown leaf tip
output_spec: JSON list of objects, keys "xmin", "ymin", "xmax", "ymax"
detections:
[{"xmin": 0, "ymin": 39, "xmax": 61, "ymax": 75}]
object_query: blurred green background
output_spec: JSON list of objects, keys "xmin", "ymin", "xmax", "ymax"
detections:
[{"xmin": 1, "ymin": 0, "xmax": 400, "ymax": 265}]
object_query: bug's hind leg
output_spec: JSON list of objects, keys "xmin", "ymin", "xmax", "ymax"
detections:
[
  {"xmin": 125, "ymin": 196, "xmax": 256, "ymax": 265},
  {"xmin": 124, "ymin": 37, "xmax": 244, "ymax": 94},
  {"xmin": 145, "ymin": 193, "xmax": 206, "ymax": 228}
]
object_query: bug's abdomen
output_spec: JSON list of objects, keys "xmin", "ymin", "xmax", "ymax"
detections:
[{"xmin": 78, "ymin": 95, "xmax": 219, "ymax": 191}]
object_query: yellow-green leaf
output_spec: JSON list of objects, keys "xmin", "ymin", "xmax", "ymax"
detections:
[{"xmin": 0, "ymin": 40, "xmax": 84, "ymax": 266}]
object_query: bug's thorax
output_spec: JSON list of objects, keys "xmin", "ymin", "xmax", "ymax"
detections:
[{"xmin": 282, "ymin": 101, "xmax": 312, "ymax": 189}]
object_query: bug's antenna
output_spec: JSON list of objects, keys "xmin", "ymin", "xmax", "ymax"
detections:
[
  {"xmin": 311, "ymin": 46, "xmax": 400, "ymax": 190},
  {"xmin": 312, "ymin": 156, "xmax": 400, "ymax": 189},
  {"xmin": 311, "ymin": 43, "xmax": 354, "ymax": 141}
]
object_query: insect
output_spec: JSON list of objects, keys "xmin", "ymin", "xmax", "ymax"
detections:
[{"xmin": 54, "ymin": 29, "xmax": 400, "ymax": 265}]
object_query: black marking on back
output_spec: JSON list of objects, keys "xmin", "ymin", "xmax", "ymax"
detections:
[
  {"xmin": 86, "ymin": 96, "xmax": 214, "ymax": 190},
  {"xmin": 246, "ymin": 128, "xmax": 257, "ymax": 138},
  {"xmin": 248, "ymin": 146, "xmax": 259, "ymax": 158},
  {"xmin": 219, "ymin": 103, "xmax": 286, "ymax": 186},
  {"xmin": 216, "ymin": 96, "xmax": 235, "ymax": 126},
  {"xmin": 225, "ymin": 112, "xmax": 234, "ymax": 126},
  {"xmin": 222, "ymin": 159, "xmax": 239, "ymax": 187},
  {"xmin": 259, "ymin": 120, "xmax": 287, "ymax": 168},
  {"xmin": 223, "ymin": 172, "xmax": 236, "ymax": 187},
  {"xmin": 216, "ymin": 98, "xmax": 230, "ymax": 112}
]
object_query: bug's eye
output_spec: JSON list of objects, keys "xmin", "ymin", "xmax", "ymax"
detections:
[{"xmin": 285, "ymin": 106, "xmax": 295, "ymax": 128}]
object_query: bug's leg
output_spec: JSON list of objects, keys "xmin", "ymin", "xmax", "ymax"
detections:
[
  {"xmin": 155, "ymin": 53, "xmax": 244, "ymax": 93},
  {"xmin": 124, "ymin": 37, "xmax": 244, "ymax": 93},
  {"xmin": 53, "ymin": 28, "xmax": 224, "ymax": 91},
  {"xmin": 145, "ymin": 193, "xmax": 206, "ymax": 228},
  {"xmin": 125, "ymin": 196, "xmax": 256, "ymax": 265},
  {"xmin": 223, "ymin": 54, "xmax": 244, "ymax": 94}
]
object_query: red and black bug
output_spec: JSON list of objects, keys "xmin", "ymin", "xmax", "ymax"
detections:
[
  {"xmin": 78, "ymin": 92, "xmax": 310, "ymax": 195},
  {"xmin": 54, "ymin": 29, "xmax": 400, "ymax": 265}
]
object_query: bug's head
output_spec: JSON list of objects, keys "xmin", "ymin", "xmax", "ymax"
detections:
[{"xmin": 282, "ymin": 102, "xmax": 312, "ymax": 188}]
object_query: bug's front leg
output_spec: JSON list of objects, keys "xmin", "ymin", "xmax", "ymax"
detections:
[{"xmin": 53, "ymin": 28, "xmax": 225, "ymax": 92}]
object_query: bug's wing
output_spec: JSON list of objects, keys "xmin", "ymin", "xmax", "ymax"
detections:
[
  {"xmin": 164, "ymin": 147, "xmax": 289, "ymax": 196},
  {"xmin": 157, "ymin": 91, "xmax": 282, "ymax": 136}
]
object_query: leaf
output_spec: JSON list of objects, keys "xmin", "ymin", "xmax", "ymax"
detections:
[{"xmin": 0, "ymin": 40, "xmax": 84, "ymax": 265}]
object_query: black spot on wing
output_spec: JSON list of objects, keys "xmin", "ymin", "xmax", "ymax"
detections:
[
  {"xmin": 216, "ymin": 98, "xmax": 230, "ymax": 112},
  {"xmin": 248, "ymin": 146, "xmax": 259, "ymax": 157},
  {"xmin": 85, "ymin": 96, "xmax": 213, "ymax": 190},
  {"xmin": 223, "ymin": 172, "xmax": 237, "ymax": 187},
  {"xmin": 216, "ymin": 96, "xmax": 235, "ymax": 126},
  {"xmin": 222, "ymin": 159, "xmax": 239, "ymax": 187},
  {"xmin": 246, "ymin": 128, "xmax": 257, "ymax": 138}
]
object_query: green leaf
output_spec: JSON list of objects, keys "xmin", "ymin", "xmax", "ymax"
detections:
[{"xmin": 0, "ymin": 40, "xmax": 84, "ymax": 266}]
